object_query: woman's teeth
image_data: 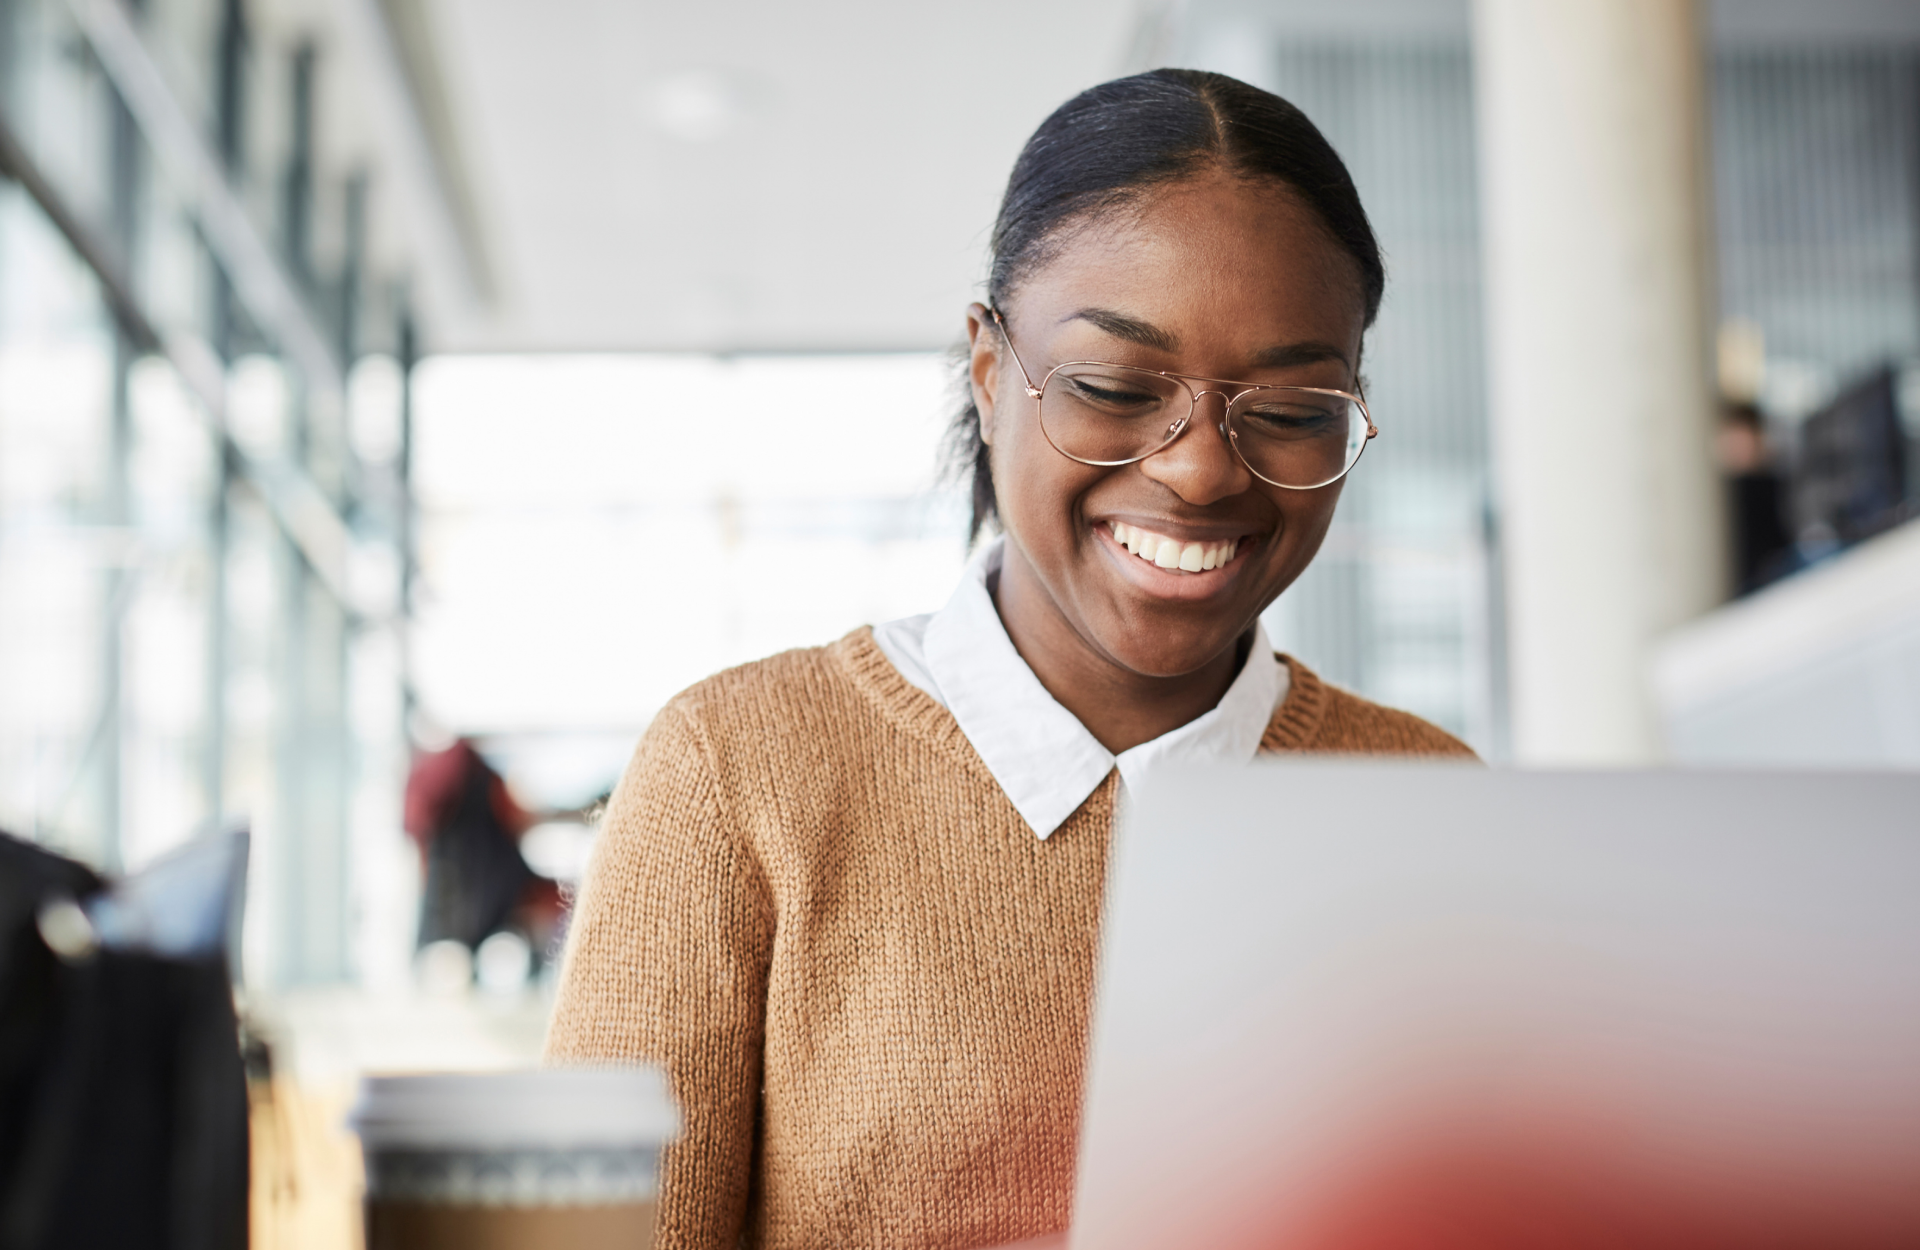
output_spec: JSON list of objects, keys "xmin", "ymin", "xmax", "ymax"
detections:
[{"xmin": 1108, "ymin": 522, "xmax": 1239, "ymax": 573}]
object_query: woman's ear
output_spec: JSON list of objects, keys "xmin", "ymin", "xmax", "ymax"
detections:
[{"xmin": 965, "ymin": 302, "xmax": 999, "ymax": 446}]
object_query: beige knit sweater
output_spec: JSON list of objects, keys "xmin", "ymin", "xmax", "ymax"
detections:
[{"xmin": 545, "ymin": 627, "xmax": 1474, "ymax": 1250}]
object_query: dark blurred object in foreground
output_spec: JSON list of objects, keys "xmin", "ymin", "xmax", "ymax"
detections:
[
  {"xmin": 0, "ymin": 830, "xmax": 250, "ymax": 1250},
  {"xmin": 404, "ymin": 740, "xmax": 563, "ymax": 959}
]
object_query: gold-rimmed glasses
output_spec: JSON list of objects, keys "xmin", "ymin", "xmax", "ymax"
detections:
[{"xmin": 991, "ymin": 308, "xmax": 1377, "ymax": 490}]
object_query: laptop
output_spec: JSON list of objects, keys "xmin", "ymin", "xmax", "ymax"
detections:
[{"xmin": 1070, "ymin": 765, "xmax": 1920, "ymax": 1249}]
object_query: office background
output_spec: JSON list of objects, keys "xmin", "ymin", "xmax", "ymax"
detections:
[{"xmin": 1, "ymin": 0, "xmax": 1916, "ymax": 1112}]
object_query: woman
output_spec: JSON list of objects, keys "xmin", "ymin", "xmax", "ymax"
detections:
[{"xmin": 547, "ymin": 68, "xmax": 1474, "ymax": 1250}]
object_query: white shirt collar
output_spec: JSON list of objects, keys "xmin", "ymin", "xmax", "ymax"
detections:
[{"xmin": 871, "ymin": 536, "xmax": 1287, "ymax": 840}]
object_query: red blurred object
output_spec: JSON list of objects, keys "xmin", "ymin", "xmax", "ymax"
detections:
[{"xmin": 1287, "ymin": 1124, "xmax": 1920, "ymax": 1250}]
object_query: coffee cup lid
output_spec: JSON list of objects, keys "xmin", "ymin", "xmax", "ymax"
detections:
[{"xmin": 352, "ymin": 1066, "xmax": 681, "ymax": 1149}]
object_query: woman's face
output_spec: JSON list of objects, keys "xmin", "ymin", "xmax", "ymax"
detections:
[{"xmin": 968, "ymin": 169, "xmax": 1368, "ymax": 680}]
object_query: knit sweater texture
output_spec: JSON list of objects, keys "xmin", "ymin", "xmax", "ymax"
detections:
[{"xmin": 545, "ymin": 627, "xmax": 1474, "ymax": 1250}]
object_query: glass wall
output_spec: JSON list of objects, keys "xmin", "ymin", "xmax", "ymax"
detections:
[
  {"xmin": 0, "ymin": 0, "xmax": 415, "ymax": 987},
  {"xmin": 1713, "ymin": 44, "xmax": 1920, "ymax": 506}
]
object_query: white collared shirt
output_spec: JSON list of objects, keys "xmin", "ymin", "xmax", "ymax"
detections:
[{"xmin": 871, "ymin": 536, "xmax": 1289, "ymax": 840}]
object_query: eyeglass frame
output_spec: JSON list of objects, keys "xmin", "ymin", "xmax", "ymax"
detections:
[{"xmin": 988, "ymin": 307, "xmax": 1378, "ymax": 491}]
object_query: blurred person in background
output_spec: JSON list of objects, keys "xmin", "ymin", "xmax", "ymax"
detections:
[
  {"xmin": 1717, "ymin": 399, "xmax": 1791, "ymax": 593},
  {"xmin": 547, "ymin": 69, "xmax": 1473, "ymax": 1250},
  {"xmin": 403, "ymin": 739, "xmax": 564, "ymax": 967}
]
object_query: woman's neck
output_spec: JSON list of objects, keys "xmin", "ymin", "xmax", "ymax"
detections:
[{"xmin": 991, "ymin": 548, "xmax": 1247, "ymax": 756}]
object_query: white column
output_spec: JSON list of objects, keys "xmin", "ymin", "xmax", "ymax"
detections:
[{"xmin": 1473, "ymin": 0, "xmax": 1726, "ymax": 765}]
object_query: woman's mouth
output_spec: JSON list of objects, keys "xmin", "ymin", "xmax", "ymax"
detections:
[{"xmin": 1106, "ymin": 521, "xmax": 1239, "ymax": 573}]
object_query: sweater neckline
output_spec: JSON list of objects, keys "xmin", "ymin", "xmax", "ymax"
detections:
[{"xmin": 833, "ymin": 627, "xmax": 1330, "ymax": 761}]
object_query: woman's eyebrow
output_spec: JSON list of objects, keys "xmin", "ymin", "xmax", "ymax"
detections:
[
  {"xmin": 1251, "ymin": 341, "xmax": 1351, "ymax": 369},
  {"xmin": 1064, "ymin": 309, "xmax": 1351, "ymax": 372},
  {"xmin": 1063, "ymin": 307, "xmax": 1180, "ymax": 352}
]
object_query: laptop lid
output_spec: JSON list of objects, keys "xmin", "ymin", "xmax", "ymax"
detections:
[{"xmin": 1072, "ymin": 765, "xmax": 1920, "ymax": 1249}]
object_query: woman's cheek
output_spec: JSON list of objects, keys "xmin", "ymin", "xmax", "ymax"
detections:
[
  {"xmin": 1267, "ymin": 486, "xmax": 1343, "ymax": 586},
  {"xmin": 996, "ymin": 425, "xmax": 1096, "ymax": 554}
]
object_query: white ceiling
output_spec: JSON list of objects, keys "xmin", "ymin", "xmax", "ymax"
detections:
[
  {"xmin": 412, "ymin": 0, "xmax": 1141, "ymax": 354},
  {"xmin": 395, "ymin": 0, "xmax": 1920, "ymax": 356}
]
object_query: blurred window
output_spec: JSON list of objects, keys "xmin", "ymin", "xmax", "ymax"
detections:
[{"xmin": 409, "ymin": 352, "xmax": 970, "ymax": 810}]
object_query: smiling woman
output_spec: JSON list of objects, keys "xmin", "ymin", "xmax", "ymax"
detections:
[{"xmin": 545, "ymin": 68, "xmax": 1475, "ymax": 1250}]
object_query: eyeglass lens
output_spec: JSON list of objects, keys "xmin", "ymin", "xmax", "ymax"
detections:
[{"xmin": 1039, "ymin": 363, "xmax": 1368, "ymax": 489}]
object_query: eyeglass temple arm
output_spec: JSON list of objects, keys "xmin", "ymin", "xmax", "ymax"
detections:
[{"xmin": 989, "ymin": 307, "xmax": 1044, "ymax": 398}]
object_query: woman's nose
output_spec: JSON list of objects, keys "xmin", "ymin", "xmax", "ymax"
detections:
[{"xmin": 1138, "ymin": 391, "xmax": 1253, "ymax": 504}]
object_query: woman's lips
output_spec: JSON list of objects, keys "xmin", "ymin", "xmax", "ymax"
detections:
[{"xmin": 1106, "ymin": 521, "xmax": 1239, "ymax": 573}]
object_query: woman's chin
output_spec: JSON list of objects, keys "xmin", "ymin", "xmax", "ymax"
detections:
[{"xmin": 1087, "ymin": 622, "xmax": 1257, "ymax": 682}]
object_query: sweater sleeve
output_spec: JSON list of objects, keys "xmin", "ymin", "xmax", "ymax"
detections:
[{"xmin": 545, "ymin": 700, "xmax": 774, "ymax": 1250}]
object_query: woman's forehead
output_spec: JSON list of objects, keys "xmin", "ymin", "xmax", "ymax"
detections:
[{"xmin": 1011, "ymin": 180, "xmax": 1368, "ymax": 360}]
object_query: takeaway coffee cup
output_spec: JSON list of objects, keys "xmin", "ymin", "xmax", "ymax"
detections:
[{"xmin": 352, "ymin": 1067, "xmax": 680, "ymax": 1250}]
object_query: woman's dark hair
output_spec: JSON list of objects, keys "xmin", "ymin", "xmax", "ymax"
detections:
[{"xmin": 948, "ymin": 68, "xmax": 1385, "ymax": 540}]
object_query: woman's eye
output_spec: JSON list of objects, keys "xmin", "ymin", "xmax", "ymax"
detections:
[
  {"xmin": 1065, "ymin": 377, "xmax": 1160, "ymax": 410},
  {"xmin": 1240, "ymin": 403, "xmax": 1338, "ymax": 436}
]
